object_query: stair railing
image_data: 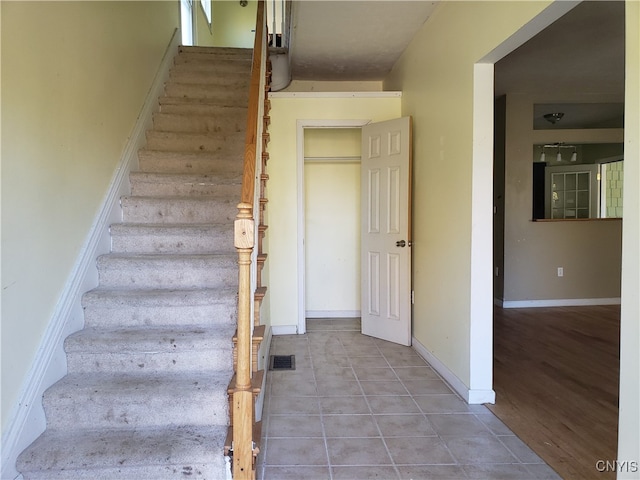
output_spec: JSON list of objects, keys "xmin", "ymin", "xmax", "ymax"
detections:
[{"xmin": 233, "ymin": 1, "xmax": 269, "ymax": 478}]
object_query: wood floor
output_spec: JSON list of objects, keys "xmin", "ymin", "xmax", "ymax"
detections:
[{"xmin": 489, "ymin": 305, "xmax": 620, "ymax": 480}]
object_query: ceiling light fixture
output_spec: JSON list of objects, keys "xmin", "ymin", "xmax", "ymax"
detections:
[
  {"xmin": 570, "ymin": 148, "xmax": 577, "ymax": 162},
  {"xmin": 538, "ymin": 143, "xmax": 578, "ymax": 163},
  {"xmin": 543, "ymin": 112, "xmax": 565, "ymax": 125}
]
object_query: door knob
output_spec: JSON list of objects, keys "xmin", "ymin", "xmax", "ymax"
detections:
[{"xmin": 396, "ymin": 240, "xmax": 406, "ymax": 247}]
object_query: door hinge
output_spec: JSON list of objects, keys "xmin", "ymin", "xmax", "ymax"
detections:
[{"xmin": 411, "ymin": 290, "xmax": 415, "ymax": 304}]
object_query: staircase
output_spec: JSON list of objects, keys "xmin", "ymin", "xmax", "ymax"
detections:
[{"xmin": 16, "ymin": 46, "xmax": 254, "ymax": 480}]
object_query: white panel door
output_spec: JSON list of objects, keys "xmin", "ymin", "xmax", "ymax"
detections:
[{"xmin": 361, "ymin": 117, "xmax": 412, "ymax": 346}]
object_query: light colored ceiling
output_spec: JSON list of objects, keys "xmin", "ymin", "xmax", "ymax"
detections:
[
  {"xmin": 287, "ymin": 1, "xmax": 625, "ymax": 107},
  {"xmin": 288, "ymin": 1, "xmax": 438, "ymax": 81}
]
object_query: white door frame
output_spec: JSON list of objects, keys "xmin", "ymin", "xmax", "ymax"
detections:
[
  {"xmin": 296, "ymin": 119, "xmax": 371, "ymax": 334},
  {"xmin": 468, "ymin": 1, "xmax": 580, "ymax": 403}
]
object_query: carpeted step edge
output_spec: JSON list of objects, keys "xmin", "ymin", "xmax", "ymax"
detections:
[{"xmin": 16, "ymin": 425, "xmax": 229, "ymax": 479}]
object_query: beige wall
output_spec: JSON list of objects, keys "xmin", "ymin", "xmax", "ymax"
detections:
[
  {"xmin": 384, "ymin": 0, "xmax": 552, "ymax": 387},
  {"xmin": 1, "ymin": 1, "xmax": 178, "ymax": 427},
  {"xmin": 210, "ymin": 0, "xmax": 257, "ymax": 48},
  {"xmin": 503, "ymin": 93, "xmax": 623, "ymax": 303},
  {"xmin": 304, "ymin": 129, "xmax": 361, "ymax": 315},
  {"xmin": 267, "ymin": 95, "xmax": 401, "ymax": 330}
]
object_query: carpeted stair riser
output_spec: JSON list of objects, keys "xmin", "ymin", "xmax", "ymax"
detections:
[
  {"xmin": 96, "ymin": 254, "xmax": 237, "ymax": 290},
  {"xmin": 164, "ymin": 81, "xmax": 249, "ymax": 99},
  {"xmin": 110, "ymin": 224, "xmax": 235, "ymax": 254},
  {"xmin": 169, "ymin": 68, "xmax": 250, "ymax": 86},
  {"xmin": 42, "ymin": 373, "xmax": 229, "ymax": 430},
  {"xmin": 16, "ymin": 426, "xmax": 228, "ymax": 480},
  {"xmin": 129, "ymin": 172, "xmax": 241, "ymax": 197},
  {"xmin": 120, "ymin": 196, "xmax": 237, "ymax": 224},
  {"xmin": 172, "ymin": 52, "xmax": 251, "ymax": 68},
  {"xmin": 159, "ymin": 98, "xmax": 249, "ymax": 117},
  {"xmin": 174, "ymin": 47, "xmax": 253, "ymax": 61},
  {"xmin": 82, "ymin": 288, "xmax": 237, "ymax": 328},
  {"xmin": 137, "ymin": 150, "xmax": 243, "ymax": 174},
  {"xmin": 153, "ymin": 111, "xmax": 247, "ymax": 134},
  {"xmin": 145, "ymin": 130, "xmax": 245, "ymax": 153},
  {"xmin": 164, "ymin": 83, "xmax": 249, "ymax": 103},
  {"xmin": 64, "ymin": 325, "xmax": 234, "ymax": 374},
  {"xmin": 159, "ymin": 103, "xmax": 248, "ymax": 120}
]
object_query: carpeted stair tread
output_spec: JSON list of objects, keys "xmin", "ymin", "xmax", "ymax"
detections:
[
  {"xmin": 158, "ymin": 94, "xmax": 249, "ymax": 110},
  {"xmin": 152, "ymin": 111, "xmax": 247, "ymax": 134},
  {"xmin": 168, "ymin": 71, "xmax": 250, "ymax": 87},
  {"xmin": 129, "ymin": 172, "xmax": 242, "ymax": 197},
  {"xmin": 65, "ymin": 325, "xmax": 235, "ymax": 354},
  {"xmin": 96, "ymin": 253, "xmax": 237, "ymax": 290},
  {"xmin": 19, "ymin": 425, "xmax": 227, "ymax": 480},
  {"xmin": 145, "ymin": 130, "xmax": 245, "ymax": 153},
  {"xmin": 42, "ymin": 372, "xmax": 230, "ymax": 430},
  {"xmin": 137, "ymin": 149, "xmax": 244, "ymax": 174},
  {"xmin": 17, "ymin": 425, "xmax": 228, "ymax": 479},
  {"xmin": 110, "ymin": 223, "xmax": 235, "ymax": 254},
  {"xmin": 158, "ymin": 101, "xmax": 248, "ymax": 118},
  {"xmin": 120, "ymin": 195, "xmax": 238, "ymax": 224},
  {"xmin": 82, "ymin": 286, "xmax": 237, "ymax": 309},
  {"xmin": 163, "ymin": 81, "xmax": 249, "ymax": 97},
  {"xmin": 163, "ymin": 84, "xmax": 249, "ymax": 105},
  {"xmin": 81, "ymin": 287, "xmax": 237, "ymax": 328},
  {"xmin": 130, "ymin": 171, "xmax": 242, "ymax": 184}
]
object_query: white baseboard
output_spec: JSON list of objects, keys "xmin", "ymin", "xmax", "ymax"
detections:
[
  {"xmin": 412, "ymin": 336, "xmax": 495, "ymax": 405},
  {"xmin": 0, "ymin": 29, "xmax": 180, "ymax": 480},
  {"xmin": 271, "ymin": 325, "xmax": 298, "ymax": 336},
  {"xmin": 500, "ymin": 297, "xmax": 621, "ymax": 308},
  {"xmin": 305, "ymin": 310, "xmax": 360, "ymax": 318}
]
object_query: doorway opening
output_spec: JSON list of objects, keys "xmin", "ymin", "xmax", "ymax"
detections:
[
  {"xmin": 303, "ymin": 127, "xmax": 363, "ymax": 326},
  {"xmin": 296, "ymin": 118, "xmax": 413, "ymax": 346},
  {"xmin": 296, "ymin": 120, "xmax": 371, "ymax": 335}
]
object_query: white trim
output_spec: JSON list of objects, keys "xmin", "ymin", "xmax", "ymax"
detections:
[
  {"xmin": 271, "ymin": 325, "xmax": 299, "ymax": 336},
  {"xmin": 412, "ymin": 336, "xmax": 495, "ymax": 405},
  {"xmin": 469, "ymin": 63, "xmax": 495, "ymax": 400},
  {"xmin": 0, "ymin": 29, "xmax": 180, "ymax": 480},
  {"xmin": 502, "ymin": 297, "xmax": 622, "ymax": 308},
  {"xmin": 296, "ymin": 119, "xmax": 372, "ymax": 336},
  {"xmin": 270, "ymin": 91, "xmax": 401, "ymax": 99},
  {"xmin": 305, "ymin": 310, "xmax": 361, "ymax": 318}
]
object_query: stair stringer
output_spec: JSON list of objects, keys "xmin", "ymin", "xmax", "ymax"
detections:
[{"xmin": 0, "ymin": 29, "xmax": 180, "ymax": 480}]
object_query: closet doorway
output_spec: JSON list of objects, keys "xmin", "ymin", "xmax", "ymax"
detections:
[{"xmin": 303, "ymin": 127, "xmax": 362, "ymax": 325}]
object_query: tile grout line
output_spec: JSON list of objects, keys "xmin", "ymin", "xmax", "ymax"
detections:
[
  {"xmin": 307, "ymin": 333, "xmax": 334, "ymax": 480},
  {"xmin": 342, "ymin": 333, "xmax": 402, "ymax": 479}
]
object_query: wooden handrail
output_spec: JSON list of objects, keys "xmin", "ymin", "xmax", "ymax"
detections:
[
  {"xmin": 233, "ymin": 1, "xmax": 267, "ymax": 479},
  {"xmin": 240, "ymin": 0, "xmax": 266, "ymax": 206}
]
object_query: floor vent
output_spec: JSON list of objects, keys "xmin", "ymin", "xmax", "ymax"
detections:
[{"xmin": 269, "ymin": 355, "xmax": 295, "ymax": 371}]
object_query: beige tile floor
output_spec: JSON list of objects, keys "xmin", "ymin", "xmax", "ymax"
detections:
[{"xmin": 257, "ymin": 318, "xmax": 561, "ymax": 480}]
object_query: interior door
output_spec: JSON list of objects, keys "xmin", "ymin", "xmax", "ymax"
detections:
[{"xmin": 361, "ymin": 117, "xmax": 412, "ymax": 346}]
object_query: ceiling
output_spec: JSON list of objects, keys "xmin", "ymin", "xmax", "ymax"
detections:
[
  {"xmin": 286, "ymin": 0, "xmax": 626, "ymax": 102},
  {"xmin": 288, "ymin": 1, "xmax": 438, "ymax": 81}
]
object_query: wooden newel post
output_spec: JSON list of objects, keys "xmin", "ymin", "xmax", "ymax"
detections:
[{"xmin": 233, "ymin": 203, "xmax": 255, "ymax": 480}]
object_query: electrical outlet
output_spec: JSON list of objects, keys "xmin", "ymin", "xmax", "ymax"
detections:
[{"xmin": 557, "ymin": 267, "xmax": 564, "ymax": 277}]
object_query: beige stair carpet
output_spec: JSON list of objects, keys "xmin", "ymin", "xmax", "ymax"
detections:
[{"xmin": 16, "ymin": 46, "xmax": 251, "ymax": 480}]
